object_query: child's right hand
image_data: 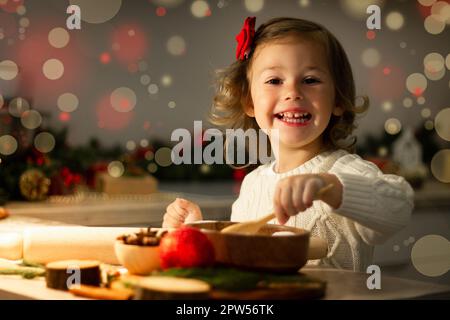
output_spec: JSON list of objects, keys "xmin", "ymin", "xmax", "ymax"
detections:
[{"xmin": 162, "ymin": 198, "xmax": 203, "ymax": 228}]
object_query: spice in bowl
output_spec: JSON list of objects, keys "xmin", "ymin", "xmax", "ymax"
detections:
[
  {"xmin": 115, "ymin": 228, "xmax": 168, "ymax": 275},
  {"xmin": 116, "ymin": 228, "xmax": 168, "ymax": 246}
]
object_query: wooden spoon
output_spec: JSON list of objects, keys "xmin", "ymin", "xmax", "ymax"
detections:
[{"xmin": 221, "ymin": 183, "xmax": 334, "ymax": 235}]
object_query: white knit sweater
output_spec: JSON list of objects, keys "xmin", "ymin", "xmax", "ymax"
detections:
[{"xmin": 231, "ymin": 149, "xmax": 414, "ymax": 271}]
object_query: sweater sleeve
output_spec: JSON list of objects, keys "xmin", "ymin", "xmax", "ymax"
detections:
[{"xmin": 329, "ymin": 154, "xmax": 414, "ymax": 245}]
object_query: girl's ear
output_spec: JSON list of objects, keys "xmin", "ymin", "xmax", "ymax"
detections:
[
  {"xmin": 243, "ymin": 96, "xmax": 255, "ymax": 117},
  {"xmin": 332, "ymin": 106, "xmax": 344, "ymax": 116}
]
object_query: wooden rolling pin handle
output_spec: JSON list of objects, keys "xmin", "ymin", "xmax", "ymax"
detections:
[{"xmin": 306, "ymin": 237, "xmax": 328, "ymax": 260}]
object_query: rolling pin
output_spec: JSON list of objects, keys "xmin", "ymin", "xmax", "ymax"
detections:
[
  {"xmin": 0, "ymin": 227, "xmax": 142, "ymax": 264},
  {"xmin": 307, "ymin": 237, "xmax": 328, "ymax": 260}
]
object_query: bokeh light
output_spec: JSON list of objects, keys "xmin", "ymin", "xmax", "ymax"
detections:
[
  {"xmin": 381, "ymin": 101, "xmax": 393, "ymax": 112},
  {"xmin": 145, "ymin": 150, "xmax": 154, "ymax": 161},
  {"xmin": 434, "ymin": 108, "xmax": 450, "ymax": 141},
  {"xmin": 406, "ymin": 73, "xmax": 427, "ymax": 96},
  {"xmin": 0, "ymin": 60, "xmax": 19, "ymax": 80},
  {"xmin": 167, "ymin": 35, "xmax": 186, "ymax": 56},
  {"xmin": 100, "ymin": 52, "xmax": 111, "ymax": 64},
  {"xmin": 16, "ymin": 4, "xmax": 25, "ymax": 15},
  {"xmin": 425, "ymin": 120, "xmax": 434, "ymax": 130},
  {"xmin": 168, "ymin": 101, "xmax": 176, "ymax": 108},
  {"xmin": 20, "ymin": 110, "xmax": 42, "ymax": 130},
  {"xmin": 0, "ymin": 135, "xmax": 18, "ymax": 156},
  {"xmin": 140, "ymin": 75, "xmax": 151, "ymax": 86},
  {"xmin": 48, "ymin": 27, "xmax": 70, "ymax": 48},
  {"xmin": 431, "ymin": 149, "xmax": 450, "ymax": 182},
  {"xmin": 148, "ymin": 84, "xmax": 159, "ymax": 95},
  {"xmin": 298, "ymin": 0, "xmax": 310, "ymax": 7},
  {"xmin": 361, "ymin": 48, "xmax": 381, "ymax": 68},
  {"xmin": 42, "ymin": 58, "xmax": 65, "ymax": 80},
  {"xmin": 57, "ymin": 93, "xmax": 79, "ymax": 113},
  {"xmin": 156, "ymin": 6, "xmax": 166, "ymax": 16},
  {"xmin": 245, "ymin": 0, "xmax": 264, "ymax": 13},
  {"xmin": 431, "ymin": 1, "xmax": 450, "ymax": 24},
  {"xmin": 424, "ymin": 52, "xmax": 445, "ymax": 80},
  {"xmin": 421, "ymin": 108, "xmax": 431, "ymax": 118},
  {"xmin": 19, "ymin": 17, "xmax": 29, "ymax": 28},
  {"xmin": 126, "ymin": 140, "xmax": 136, "ymax": 151},
  {"xmin": 425, "ymin": 66, "xmax": 445, "ymax": 80},
  {"xmin": 108, "ymin": 161, "xmax": 124, "ymax": 178},
  {"xmin": 417, "ymin": 96, "xmax": 426, "ymax": 105},
  {"xmin": 34, "ymin": 132, "xmax": 56, "ymax": 153},
  {"xmin": 155, "ymin": 147, "xmax": 172, "ymax": 167},
  {"xmin": 147, "ymin": 163, "xmax": 158, "ymax": 174},
  {"xmin": 191, "ymin": 0, "xmax": 210, "ymax": 18},
  {"xmin": 411, "ymin": 235, "xmax": 450, "ymax": 277},
  {"xmin": 110, "ymin": 87, "xmax": 137, "ymax": 113},
  {"xmin": 161, "ymin": 74, "xmax": 173, "ymax": 87},
  {"xmin": 8, "ymin": 97, "xmax": 29, "ymax": 117},
  {"xmin": 140, "ymin": 139, "xmax": 149, "ymax": 148},
  {"xmin": 366, "ymin": 30, "xmax": 376, "ymax": 40},
  {"xmin": 384, "ymin": 118, "xmax": 402, "ymax": 135},
  {"xmin": 69, "ymin": 0, "xmax": 122, "ymax": 24},
  {"xmin": 386, "ymin": 11, "xmax": 404, "ymax": 30},
  {"xmin": 424, "ymin": 14, "xmax": 445, "ymax": 34},
  {"xmin": 59, "ymin": 112, "xmax": 70, "ymax": 122}
]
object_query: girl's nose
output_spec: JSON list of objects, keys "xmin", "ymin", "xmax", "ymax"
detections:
[{"xmin": 284, "ymin": 83, "xmax": 303, "ymax": 101}]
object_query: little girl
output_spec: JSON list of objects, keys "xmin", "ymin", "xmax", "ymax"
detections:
[{"xmin": 163, "ymin": 17, "xmax": 414, "ymax": 272}]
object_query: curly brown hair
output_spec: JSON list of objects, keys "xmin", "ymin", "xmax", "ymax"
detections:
[{"xmin": 209, "ymin": 17, "xmax": 368, "ymax": 153}]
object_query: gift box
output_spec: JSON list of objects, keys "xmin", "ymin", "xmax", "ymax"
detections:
[{"xmin": 95, "ymin": 173, "xmax": 158, "ymax": 195}]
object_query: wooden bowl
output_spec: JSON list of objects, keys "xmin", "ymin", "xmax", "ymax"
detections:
[
  {"xmin": 114, "ymin": 240, "xmax": 160, "ymax": 275},
  {"xmin": 185, "ymin": 221, "xmax": 310, "ymax": 273}
]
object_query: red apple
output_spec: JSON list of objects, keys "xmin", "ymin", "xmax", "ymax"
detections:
[{"xmin": 159, "ymin": 227, "xmax": 215, "ymax": 269}]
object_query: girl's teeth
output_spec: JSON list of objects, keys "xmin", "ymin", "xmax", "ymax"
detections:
[{"xmin": 283, "ymin": 118, "xmax": 308, "ymax": 123}]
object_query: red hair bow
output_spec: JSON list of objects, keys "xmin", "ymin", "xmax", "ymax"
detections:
[{"xmin": 235, "ymin": 17, "xmax": 256, "ymax": 61}]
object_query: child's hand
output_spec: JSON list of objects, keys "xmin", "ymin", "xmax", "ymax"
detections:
[
  {"xmin": 162, "ymin": 198, "xmax": 203, "ymax": 228},
  {"xmin": 273, "ymin": 173, "xmax": 342, "ymax": 225}
]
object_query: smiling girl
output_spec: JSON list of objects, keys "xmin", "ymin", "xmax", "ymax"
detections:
[{"xmin": 163, "ymin": 17, "xmax": 414, "ymax": 271}]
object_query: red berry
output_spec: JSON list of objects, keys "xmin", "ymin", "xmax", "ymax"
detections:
[{"xmin": 159, "ymin": 227, "xmax": 215, "ymax": 269}]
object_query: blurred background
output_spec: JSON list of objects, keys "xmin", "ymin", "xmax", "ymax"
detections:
[
  {"xmin": 0, "ymin": 0, "xmax": 449, "ymax": 189},
  {"xmin": 0, "ymin": 0, "xmax": 449, "ymax": 284}
]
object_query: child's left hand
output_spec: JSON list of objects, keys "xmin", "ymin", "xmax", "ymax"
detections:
[{"xmin": 273, "ymin": 173, "xmax": 343, "ymax": 225}]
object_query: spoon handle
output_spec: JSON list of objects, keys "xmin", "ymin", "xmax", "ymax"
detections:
[
  {"xmin": 313, "ymin": 183, "xmax": 334, "ymax": 200},
  {"xmin": 256, "ymin": 212, "xmax": 276, "ymax": 224}
]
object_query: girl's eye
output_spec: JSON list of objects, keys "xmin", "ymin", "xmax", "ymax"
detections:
[
  {"xmin": 303, "ymin": 77, "xmax": 320, "ymax": 85},
  {"xmin": 265, "ymin": 78, "xmax": 282, "ymax": 85}
]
